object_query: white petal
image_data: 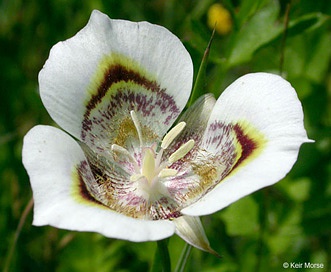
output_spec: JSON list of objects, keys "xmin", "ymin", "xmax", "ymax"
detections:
[
  {"xmin": 182, "ymin": 73, "xmax": 312, "ymax": 216},
  {"xmin": 22, "ymin": 125, "xmax": 175, "ymax": 241},
  {"xmin": 39, "ymin": 10, "xmax": 193, "ymax": 151}
]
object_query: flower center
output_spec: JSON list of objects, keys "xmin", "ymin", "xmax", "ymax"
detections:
[{"xmin": 112, "ymin": 111, "xmax": 195, "ymax": 191}]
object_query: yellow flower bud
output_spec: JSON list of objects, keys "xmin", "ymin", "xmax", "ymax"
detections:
[{"xmin": 207, "ymin": 3, "xmax": 232, "ymax": 35}]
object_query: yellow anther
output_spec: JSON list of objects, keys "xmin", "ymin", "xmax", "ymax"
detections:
[
  {"xmin": 168, "ymin": 139, "xmax": 195, "ymax": 164},
  {"xmin": 158, "ymin": 168, "xmax": 178, "ymax": 178},
  {"xmin": 161, "ymin": 122, "xmax": 186, "ymax": 149},
  {"xmin": 111, "ymin": 144, "xmax": 136, "ymax": 162},
  {"xmin": 112, "ymin": 144, "xmax": 139, "ymax": 171},
  {"xmin": 111, "ymin": 144, "xmax": 131, "ymax": 157}
]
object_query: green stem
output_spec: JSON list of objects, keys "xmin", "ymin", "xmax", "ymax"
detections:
[
  {"xmin": 279, "ymin": 1, "xmax": 291, "ymax": 75},
  {"xmin": 151, "ymin": 239, "xmax": 171, "ymax": 272},
  {"xmin": 174, "ymin": 243, "xmax": 192, "ymax": 272},
  {"xmin": 255, "ymin": 190, "xmax": 269, "ymax": 272},
  {"xmin": 4, "ymin": 198, "xmax": 34, "ymax": 272}
]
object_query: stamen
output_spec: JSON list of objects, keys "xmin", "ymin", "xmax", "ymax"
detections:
[
  {"xmin": 130, "ymin": 110, "xmax": 143, "ymax": 147},
  {"xmin": 111, "ymin": 144, "xmax": 134, "ymax": 160},
  {"xmin": 111, "ymin": 144, "xmax": 139, "ymax": 170},
  {"xmin": 168, "ymin": 139, "xmax": 195, "ymax": 163},
  {"xmin": 161, "ymin": 122, "xmax": 186, "ymax": 149},
  {"xmin": 158, "ymin": 168, "xmax": 178, "ymax": 178}
]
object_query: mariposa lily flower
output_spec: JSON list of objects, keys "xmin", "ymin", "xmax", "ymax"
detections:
[{"xmin": 22, "ymin": 10, "xmax": 311, "ymax": 254}]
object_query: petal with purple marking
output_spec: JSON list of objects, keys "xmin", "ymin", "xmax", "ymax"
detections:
[
  {"xmin": 182, "ymin": 73, "xmax": 312, "ymax": 216},
  {"xmin": 22, "ymin": 125, "xmax": 175, "ymax": 241},
  {"xmin": 39, "ymin": 10, "xmax": 193, "ymax": 154}
]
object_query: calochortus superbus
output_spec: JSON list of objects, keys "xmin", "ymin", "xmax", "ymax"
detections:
[{"xmin": 22, "ymin": 10, "xmax": 312, "ymax": 253}]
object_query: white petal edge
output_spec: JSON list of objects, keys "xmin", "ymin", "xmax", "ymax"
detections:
[
  {"xmin": 182, "ymin": 73, "xmax": 313, "ymax": 216},
  {"xmin": 39, "ymin": 10, "xmax": 193, "ymax": 140},
  {"xmin": 22, "ymin": 125, "xmax": 175, "ymax": 241}
]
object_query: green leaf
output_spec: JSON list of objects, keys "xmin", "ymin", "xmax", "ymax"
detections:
[
  {"xmin": 267, "ymin": 207, "xmax": 303, "ymax": 255},
  {"xmin": 287, "ymin": 12, "xmax": 330, "ymax": 37},
  {"xmin": 277, "ymin": 178, "xmax": 311, "ymax": 202},
  {"xmin": 226, "ymin": 3, "xmax": 329, "ymax": 69},
  {"xmin": 305, "ymin": 32, "xmax": 331, "ymax": 82},
  {"xmin": 226, "ymin": 1, "xmax": 282, "ymax": 68},
  {"xmin": 57, "ymin": 234, "xmax": 124, "ymax": 272},
  {"xmin": 190, "ymin": 0, "xmax": 215, "ymax": 19},
  {"xmin": 219, "ymin": 196, "xmax": 259, "ymax": 236},
  {"xmin": 235, "ymin": 0, "xmax": 270, "ymax": 26}
]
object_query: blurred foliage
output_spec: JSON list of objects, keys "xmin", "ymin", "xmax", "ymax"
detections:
[{"xmin": 1, "ymin": 0, "xmax": 331, "ymax": 271}]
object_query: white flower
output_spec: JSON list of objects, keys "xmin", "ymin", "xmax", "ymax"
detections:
[{"xmin": 22, "ymin": 10, "xmax": 312, "ymax": 253}]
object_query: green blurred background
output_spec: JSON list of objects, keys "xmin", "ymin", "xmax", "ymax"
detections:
[{"xmin": 1, "ymin": 0, "xmax": 330, "ymax": 271}]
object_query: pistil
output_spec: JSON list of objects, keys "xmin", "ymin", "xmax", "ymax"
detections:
[
  {"xmin": 122, "ymin": 111, "xmax": 196, "ymax": 191},
  {"xmin": 141, "ymin": 148, "xmax": 156, "ymax": 185}
]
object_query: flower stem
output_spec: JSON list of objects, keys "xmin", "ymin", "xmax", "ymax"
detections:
[
  {"xmin": 151, "ymin": 239, "xmax": 171, "ymax": 272},
  {"xmin": 174, "ymin": 243, "xmax": 192, "ymax": 272},
  {"xmin": 4, "ymin": 198, "xmax": 34, "ymax": 272}
]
